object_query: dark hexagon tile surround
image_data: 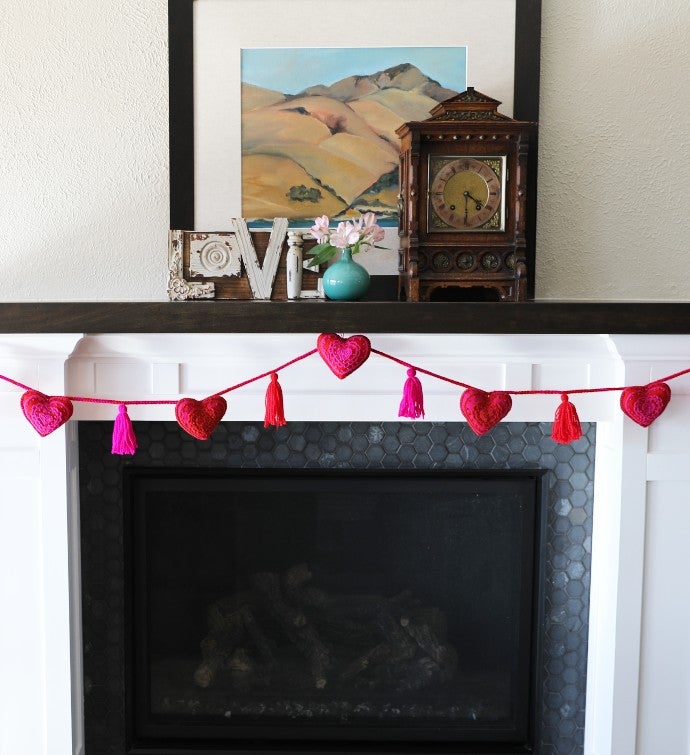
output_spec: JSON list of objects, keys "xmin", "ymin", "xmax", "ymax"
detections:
[{"xmin": 79, "ymin": 421, "xmax": 595, "ymax": 755}]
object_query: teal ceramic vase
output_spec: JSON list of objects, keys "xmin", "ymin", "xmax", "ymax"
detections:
[{"xmin": 322, "ymin": 247, "xmax": 370, "ymax": 301}]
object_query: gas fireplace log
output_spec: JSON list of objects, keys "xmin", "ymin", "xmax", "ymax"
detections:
[
  {"xmin": 227, "ymin": 647, "xmax": 270, "ymax": 689},
  {"xmin": 310, "ymin": 613, "xmax": 376, "ymax": 647},
  {"xmin": 400, "ymin": 606, "xmax": 448, "ymax": 640},
  {"xmin": 194, "ymin": 567, "xmax": 459, "ymax": 694},
  {"xmin": 402, "ymin": 615, "xmax": 458, "ymax": 681},
  {"xmin": 397, "ymin": 655, "xmax": 448, "ymax": 692},
  {"xmin": 193, "ymin": 605, "xmax": 249, "ymax": 688},
  {"xmin": 283, "ymin": 562, "xmax": 312, "ymax": 591},
  {"xmin": 251, "ymin": 570, "xmax": 332, "ymax": 689},
  {"xmin": 374, "ymin": 609, "xmax": 418, "ymax": 661},
  {"xmin": 283, "ymin": 564, "xmax": 419, "ymax": 619},
  {"xmin": 250, "ymin": 571, "xmax": 307, "ymax": 628},
  {"xmin": 339, "ymin": 610, "xmax": 417, "ymax": 684},
  {"xmin": 287, "ymin": 623, "xmax": 332, "ymax": 690},
  {"xmin": 358, "ymin": 654, "xmax": 447, "ymax": 693},
  {"xmin": 241, "ymin": 603, "xmax": 276, "ymax": 666},
  {"xmin": 283, "ymin": 563, "xmax": 331, "ymax": 610},
  {"xmin": 194, "ymin": 631, "xmax": 241, "ymax": 688},
  {"xmin": 340, "ymin": 642, "xmax": 390, "ymax": 682},
  {"xmin": 207, "ymin": 593, "xmax": 259, "ymax": 633},
  {"xmin": 194, "ymin": 601, "xmax": 276, "ymax": 689}
]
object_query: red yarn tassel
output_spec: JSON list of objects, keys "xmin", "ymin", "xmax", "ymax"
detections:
[
  {"xmin": 398, "ymin": 368, "xmax": 425, "ymax": 419},
  {"xmin": 111, "ymin": 404, "xmax": 138, "ymax": 455},
  {"xmin": 551, "ymin": 393, "xmax": 582, "ymax": 444},
  {"xmin": 264, "ymin": 372, "xmax": 286, "ymax": 427}
]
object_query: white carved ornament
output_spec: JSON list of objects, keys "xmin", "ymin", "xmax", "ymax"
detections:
[{"xmin": 167, "ymin": 230, "xmax": 215, "ymax": 301}]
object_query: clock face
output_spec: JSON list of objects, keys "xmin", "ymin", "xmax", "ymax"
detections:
[{"xmin": 428, "ymin": 156, "xmax": 506, "ymax": 232}]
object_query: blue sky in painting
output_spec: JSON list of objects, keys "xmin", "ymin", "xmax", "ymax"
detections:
[{"xmin": 241, "ymin": 47, "xmax": 466, "ymax": 94}]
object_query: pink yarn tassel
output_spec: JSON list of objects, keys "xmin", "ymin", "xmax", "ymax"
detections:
[
  {"xmin": 398, "ymin": 368, "xmax": 425, "ymax": 419},
  {"xmin": 264, "ymin": 372, "xmax": 287, "ymax": 427},
  {"xmin": 111, "ymin": 404, "xmax": 138, "ymax": 455}
]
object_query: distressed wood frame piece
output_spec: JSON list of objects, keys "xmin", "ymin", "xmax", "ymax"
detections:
[{"xmin": 168, "ymin": 0, "xmax": 542, "ymax": 299}]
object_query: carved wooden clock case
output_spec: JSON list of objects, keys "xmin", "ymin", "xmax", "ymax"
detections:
[{"xmin": 396, "ymin": 88, "xmax": 536, "ymax": 302}]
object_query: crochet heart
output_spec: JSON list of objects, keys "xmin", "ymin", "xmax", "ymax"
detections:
[
  {"xmin": 317, "ymin": 333, "xmax": 371, "ymax": 379},
  {"xmin": 620, "ymin": 382, "xmax": 671, "ymax": 427},
  {"xmin": 460, "ymin": 387, "xmax": 512, "ymax": 435},
  {"xmin": 20, "ymin": 390, "xmax": 74, "ymax": 437},
  {"xmin": 175, "ymin": 395, "xmax": 227, "ymax": 440}
]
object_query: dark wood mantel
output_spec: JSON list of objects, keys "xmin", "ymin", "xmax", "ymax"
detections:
[{"xmin": 0, "ymin": 301, "xmax": 688, "ymax": 334}]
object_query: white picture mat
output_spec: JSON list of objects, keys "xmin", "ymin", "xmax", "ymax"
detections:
[{"xmin": 193, "ymin": 0, "xmax": 516, "ymax": 273}]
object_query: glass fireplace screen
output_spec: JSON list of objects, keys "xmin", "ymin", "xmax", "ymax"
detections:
[{"xmin": 125, "ymin": 468, "xmax": 545, "ymax": 752}]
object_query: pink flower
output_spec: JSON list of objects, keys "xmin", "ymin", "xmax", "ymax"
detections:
[
  {"xmin": 360, "ymin": 212, "xmax": 385, "ymax": 245},
  {"xmin": 360, "ymin": 212, "xmax": 378, "ymax": 231},
  {"xmin": 330, "ymin": 221, "xmax": 361, "ymax": 250},
  {"xmin": 310, "ymin": 215, "xmax": 331, "ymax": 243},
  {"xmin": 307, "ymin": 212, "xmax": 384, "ymax": 263}
]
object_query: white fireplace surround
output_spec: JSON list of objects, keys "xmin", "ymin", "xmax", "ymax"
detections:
[{"xmin": 1, "ymin": 332, "xmax": 689, "ymax": 755}]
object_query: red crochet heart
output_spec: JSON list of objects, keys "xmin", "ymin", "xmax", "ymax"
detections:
[
  {"xmin": 20, "ymin": 390, "xmax": 74, "ymax": 437},
  {"xmin": 460, "ymin": 387, "xmax": 512, "ymax": 435},
  {"xmin": 175, "ymin": 395, "xmax": 227, "ymax": 440},
  {"xmin": 620, "ymin": 382, "xmax": 671, "ymax": 427},
  {"xmin": 317, "ymin": 333, "xmax": 371, "ymax": 379}
]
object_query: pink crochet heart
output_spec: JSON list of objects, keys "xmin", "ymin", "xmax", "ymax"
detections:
[
  {"xmin": 175, "ymin": 395, "xmax": 227, "ymax": 440},
  {"xmin": 620, "ymin": 382, "xmax": 671, "ymax": 427},
  {"xmin": 21, "ymin": 390, "xmax": 74, "ymax": 437},
  {"xmin": 460, "ymin": 387, "xmax": 512, "ymax": 435},
  {"xmin": 317, "ymin": 333, "xmax": 371, "ymax": 379}
]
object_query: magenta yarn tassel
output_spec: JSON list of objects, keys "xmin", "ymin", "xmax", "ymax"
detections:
[
  {"xmin": 111, "ymin": 404, "xmax": 138, "ymax": 455},
  {"xmin": 398, "ymin": 368, "xmax": 425, "ymax": 419}
]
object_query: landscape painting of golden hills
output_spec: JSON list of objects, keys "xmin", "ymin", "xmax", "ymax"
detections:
[{"xmin": 240, "ymin": 47, "xmax": 465, "ymax": 223}]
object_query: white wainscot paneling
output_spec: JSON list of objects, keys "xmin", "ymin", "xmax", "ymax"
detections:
[
  {"xmin": 0, "ymin": 478, "xmax": 43, "ymax": 755},
  {"xmin": 637, "ymin": 482, "xmax": 690, "ymax": 755}
]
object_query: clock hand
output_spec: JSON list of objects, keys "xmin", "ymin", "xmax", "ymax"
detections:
[{"xmin": 463, "ymin": 191, "xmax": 484, "ymax": 211}]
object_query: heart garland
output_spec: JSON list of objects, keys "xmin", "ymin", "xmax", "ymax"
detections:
[
  {"xmin": 5, "ymin": 341, "xmax": 683, "ymax": 450},
  {"xmin": 317, "ymin": 333, "xmax": 371, "ymax": 379},
  {"xmin": 21, "ymin": 390, "xmax": 74, "ymax": 436},
  {"xmin": 460, "ymin": 387, "xmax": 513, "ymax": 435},
  {"xmin": 175, "ymin": 395, "xmax": 227, "ymax": 440},
  {"xmin": 620, "ymin": 382, "xmax": 671, "ymax": 427}
]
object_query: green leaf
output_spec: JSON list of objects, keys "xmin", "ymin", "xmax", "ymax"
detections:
[
  {"xmin": 306, "ymin": 244, "xmax": 337, "ymax": 267},
  {"xmin": 308, "ymin": 242, "xmax": 332, "ymax": 256}
]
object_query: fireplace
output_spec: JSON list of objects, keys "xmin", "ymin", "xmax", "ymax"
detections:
[
  {"xmin": 79, "ymin": 419, "xmax": 595, "ymax": 754},
  {"xmin": 4, "ymin": 330, "xmax": 687, "ymax": 755}
]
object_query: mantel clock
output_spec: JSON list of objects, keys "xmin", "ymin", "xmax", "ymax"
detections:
[{"xmin": 396, "ymin": 88, "xmax": 536, "ymax": 302}]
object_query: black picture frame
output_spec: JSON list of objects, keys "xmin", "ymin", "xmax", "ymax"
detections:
[{"xmin": 168, "ymin": 0, "xmax": 542, "ymax": 298}]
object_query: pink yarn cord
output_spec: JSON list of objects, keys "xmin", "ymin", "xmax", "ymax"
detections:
[
  {"xmin": 0, "ymin": 348, "xmax": 318, "ymax": 407},
  {"xmin": 2, "ymin": 346, "xmax": 690, "ymax": 413},
  {"xmin": 0, "ymin": 374, "xmax": 33, "ymax": 391},
  {"xmin": 371, "ymin": 349, "xmax": 690, "ymax": 397},
  {"xmin": 212, "ymin": 348, "xmax": 318, "ymax": 397},
  {"xmin": 371, "ymin": 348, "xmax": 471, "ymax": 389}
]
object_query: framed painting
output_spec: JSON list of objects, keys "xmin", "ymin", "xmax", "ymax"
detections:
[{"xmin": 168, "ymin": 0, "xmax": 541, "ymax": 291}]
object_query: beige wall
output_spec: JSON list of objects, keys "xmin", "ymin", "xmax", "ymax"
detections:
[
  {"xmin": 537, "ymin": 0, "xmax": 690, "ymax": 300},
  {"xmin": 1, "ymin": 0, "xmax": 688, "ymax": 301}
]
